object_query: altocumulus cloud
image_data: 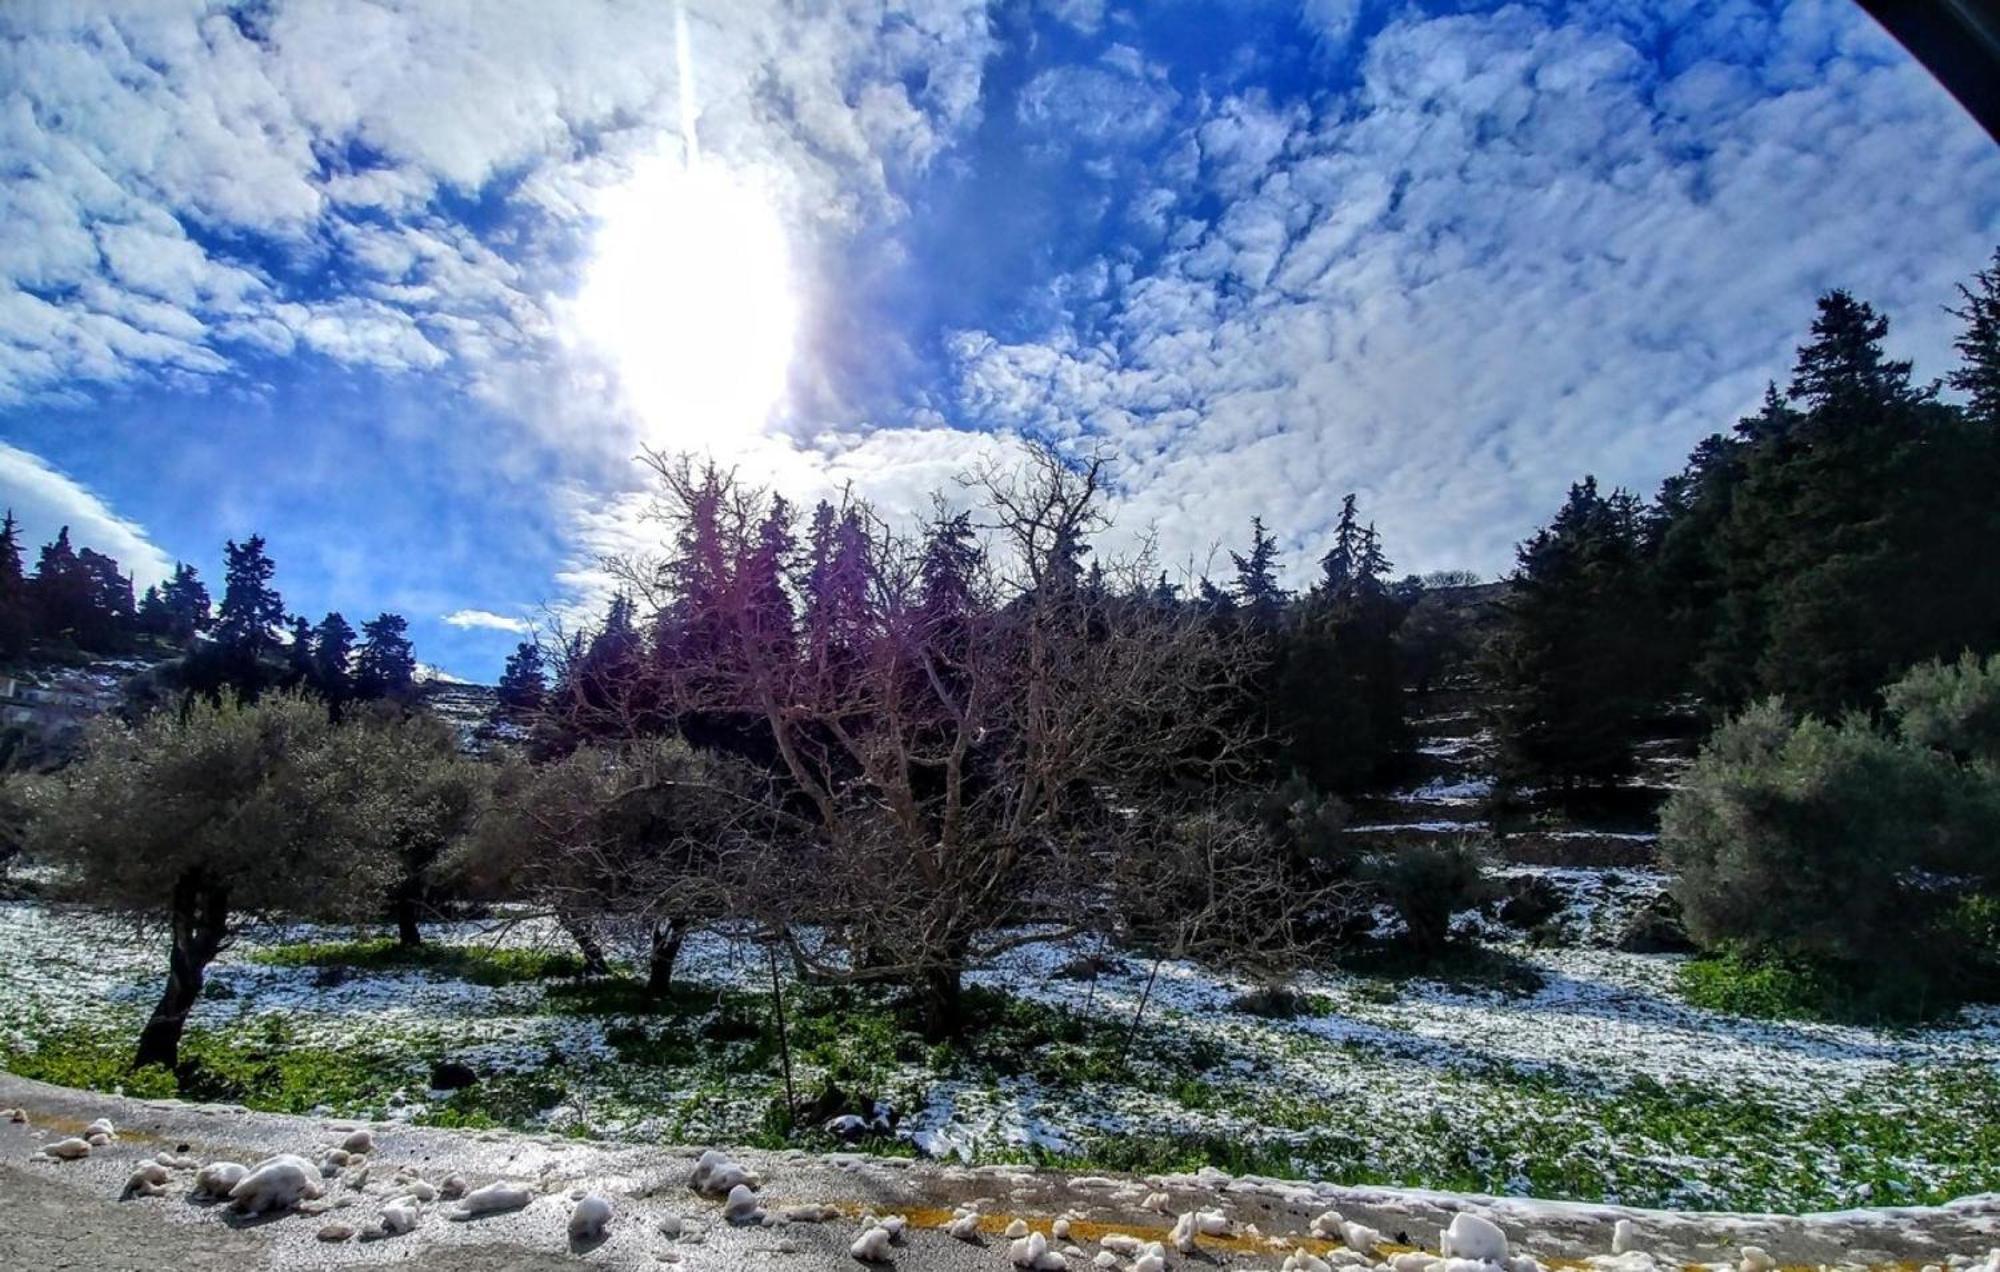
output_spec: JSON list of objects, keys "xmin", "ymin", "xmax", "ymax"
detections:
[
  {"xmin": 950, "ymin": 0, "xmax": 2000, "ymax": 580},
  {"xmin": 0, "ymin": 0, "xmax": 1995, "ymax": 651}
]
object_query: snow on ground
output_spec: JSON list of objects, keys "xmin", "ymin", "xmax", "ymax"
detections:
[{"xmin": 2, "ymin": 892, "xmax": 1997, "ymax": 1215}]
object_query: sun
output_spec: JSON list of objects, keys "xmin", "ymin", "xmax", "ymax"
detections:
[{"xmin": 572, "ymin": 155, "xmax": 799, "ymax": 450}]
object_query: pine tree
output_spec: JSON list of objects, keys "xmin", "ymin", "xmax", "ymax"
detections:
[
  {"xmin": 1319, "ymin": 494, "xmax": 1363, "ymax": 593},
  {"xmin": 312, "ymin": 612, "xmax": 357, "ymax": 703},
  {"xmin": 1950, "ymin": 248, "xmax": 2000, "ymax": 425},
  {"xmin": 1230, "ymin": 516, "xmax": 1286, "ymax": 626},
  {"xmin": 355, "ymin": 613, "xmax": 417, "ymax": 700},
  {"xmin": 285, "ymin": 616, "xmax": 316, "ymax": 688},
  {"xmin": 1486, "ymin": 477, "xmax": 1660, "ymax": 787},
  {"xmin": 496, "ymin": 640, "xmax": 547, "ymax": 715},
  {"xmin": 30, "ymin": 527, "xmax": 89, "ymax": 643},
  {"xmin": 0, "ymin": 511, "xmax": 29, "ymax": 657},
  {"xmin": 214, "ymin": 535, "xmax": 284, "ymax": 655},
  {"xmin": 160, "ymin": 563, "xmax": 212, "ymax": 643},
  {"xmin": 1274, "ymin": 494, "xmax": 1410, "ymax": 791}
]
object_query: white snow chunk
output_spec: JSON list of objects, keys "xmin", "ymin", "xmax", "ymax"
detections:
[
  {"xmin": 1311, "ymin": 1209, "xmax": 1344, "ymax": 1238},
  {"xmin": 1093, "ymin": 1254, "xmax": 1119, "ymax": 1270},
  {"xmin": 569, "ymin": 1193, "xmax": 613, "ymax": 1241},
  {"xmin": 1052, "ymin": 1216, "xmax": 1072, "ymax": 1241},
  {"xmin": 851, "ymin": 1225, "xmax": 895, "ymax": 1262},
  {"xmin": 440, "ymin": 1173, "xmax": 468, "ymax": 1199},
  {"xmin": 1005, "ymin": 1218, "xmax": 1030, "ymax": 1239},
  {"xmin": 1444, "ymin": 1214, "xmax": 1509, "ymax": 1262},
  {"xmin": 689, "ymin": 1149, "xmax": 761, "ymax": 1196},
  {"xmin": 1740, "ymin": 1248, "xmax": 1775, "ymax": 1272},
  {"xmin": 341, "ymin": 1128, "xmax": 374, "ymax": 1154},
  {"xmin": 947, "ymin": 1212, "xmax": 981, "ymax": 1241},
  {"xmin": 193, "ymin": 1161, "xmax": 248, "ymax": 1198},
  {"xmin": 403, "ymin": 1178, "xmax": 437, "ymax": 1203},
  {"xmin": 123, "ymin": 1164, "xmax": 169, "ymax": 1199},
  {"xmin": 230, "ymin": 1154, "xmax": 324, "ymax": 1215},
  {"xmin": 1101, "ymin": 1234, "xmax": 1144, "ymax": 1255},
  {"xmin": 449, "ymin": 1180, "xmax": 533, "ymax": 1219},
  {"xmin": 1392, "ymin": 1254, "xmax": 1440, "ymax": 1272},
  {"xmin": 1342, "ymin": 1218, "xmax": 1384, "ymax": 1254},
  {"xmin": 723, "ymin": 1182, "xmax": 764, "ymax": 1224},
  {"xmin": 1134, "ymin": 1244, "xmax": 1169, "ymax": 1272},
  {"xmin": 379, "ymin": 1196, "xmax": 422, "ymax": 1236},
  {"xmin": 1171, "ymin": 1208, "xmax": 1230, "ymax": 1251},
  {"xmin": 40, "ymin": 1137, "xmax": 91, "ymax": 1161},
  {"xmin": 1008, "ymin": 1229, "xmax": 1066, "ymax": 1269},
  {"xmin": 657, "ymin": 1215, "xmax": 684, "ymax": 1238},
  {"xmin": 1285, "ymin": 1250, "xmax": 1335, "ymax": 1272},
  {"xmin": 1612, "ymin": 1220, "xmax": 1637, "ymax": 1255},
  {"xmin": 84, "ymin": 1116, "xmax": 115, "ymax": 1140},
  {"xmin": 1142, "ymin": 1190, "xmax": 1172, "ymax": 1212},
  {"xmin": 155, "ymin": 1151, "xmax": 198, "ymax": 1169}
]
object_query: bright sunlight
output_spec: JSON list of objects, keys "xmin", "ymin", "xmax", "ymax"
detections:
[{"xmin": 572, "ymin": 155, "xmax": 798, "ymax": 449}]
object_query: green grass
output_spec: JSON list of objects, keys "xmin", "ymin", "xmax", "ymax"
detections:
[
  {"xmin": 246, "ymin": 937, "xmax": 584, "ymax": 986},
  {"xmin": 0, "ymin": 1015, "xmax": 419, "ymax": 1117}
]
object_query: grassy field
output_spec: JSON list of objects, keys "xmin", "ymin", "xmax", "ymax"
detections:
[{"xmin": 3, "ymin": 896, "xmax": 1998, "ymax": 1214}]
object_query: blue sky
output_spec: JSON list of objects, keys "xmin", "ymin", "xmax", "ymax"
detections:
[{"xmin": 2, "ymin": 0, "xmax": 1996, "ymax": 682}]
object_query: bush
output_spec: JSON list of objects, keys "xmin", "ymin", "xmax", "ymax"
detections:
[
  {"xmin": 1665, "ymin": 659, "xmax": 2000, "ymax": 1011},
  {"xmin": 1362, "ymin": 838, "xmax": 1492, "ymax": 955}
]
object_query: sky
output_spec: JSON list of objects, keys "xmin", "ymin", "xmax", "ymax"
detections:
[{"xmin": 1, "ymin": 0, "xmax": 1996, "ymax": 682}]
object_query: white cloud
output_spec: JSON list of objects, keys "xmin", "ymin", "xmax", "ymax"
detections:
[
  {"xmin": 0, "ymin": 442, "xmax": 172, "ymax": 589},
  {"xmin": 0, "ymin": 0, "xmax": 998, "ymax": 415},
  {"xmin": 947, "ymin": 0, "xmax": 2000, "ymax": 580},
  {"xmin": 442, "ymin": 608, "xmax": 532, "ymax": 634}
]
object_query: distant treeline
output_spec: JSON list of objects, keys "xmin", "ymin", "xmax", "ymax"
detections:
[{"xmin": 0, "ymin": 522, "xmax": 421, "ymax": 709}]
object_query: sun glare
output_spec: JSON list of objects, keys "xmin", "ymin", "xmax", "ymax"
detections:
[{"xmin": 572, "ymin": 156, "xmax": 798, "ymax": 449}]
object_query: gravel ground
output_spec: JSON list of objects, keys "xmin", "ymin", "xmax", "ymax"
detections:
[{"xmin": 4, "ymin": 1073, "xmax": 2000, "ymax": 1270}]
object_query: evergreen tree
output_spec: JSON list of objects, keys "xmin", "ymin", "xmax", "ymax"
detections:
[
  {"xmin": 1486, "ymin": 477, "xmax": 1660, "ymax": 787},
  {"xmin": 214, "ymin": 535, "xmax": 284, "ymax": 655},
  {"xmin": 136, "ymin": 585, "xmax": 170, "ymax": 638},
  {"xmin": 284, "ymin": 616, "xmax": 317, "ymax": 688},
  {"xmin": 496, "ymin": 640, "xmax": 547, "ymax": 715},
  {"xmin": 1951, "ymin": 248, "xmax": 2000, "ymax": 424},
  {"xmin": 159, "ymin": 563, "xmax": 212, "ymax": 643},
  {"xmin": 1274, "ymin": 494, "xmax": 1410, "ymax": 791},
  {"xmin": 1229, "ymin": 517, "xmax": 1286, "ymax": 626},
  {"xmin": 355, "ymin": 612, "xmax": 417, "ymax": 700},
  {"xmin": 312, "ymin": 612, "xmax": 357, "ymax": 704},
  {"xmin": 0, "ymin": 512, "xmax": 28, "ymax": 657},
  {"xmin": 30, "ymin": 528, "xmax": 90, "ymax": 643}
]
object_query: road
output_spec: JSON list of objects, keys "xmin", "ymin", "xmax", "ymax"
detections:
[{"xmin": 1, "ymin": 1073, "xmax": 1995, "ymax": 1269}]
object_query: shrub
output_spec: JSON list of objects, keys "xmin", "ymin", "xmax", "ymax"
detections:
[
  {"xmin": 1362, "ymin": 838, "xmax": 1493, "ymax": 955},
  {"xmin": 1665, "ymin": 659, "xmax": 2000, "ymax": 1011}
]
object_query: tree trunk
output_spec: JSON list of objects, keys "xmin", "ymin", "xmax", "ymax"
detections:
[
  {"xmin": 646, "ymin": 919, "xmax": 686, "ymax": 997},
  {"xmin": 393, "ymin": 892, "xmax": 424, "ymax": 948},
  {"xmin": 918, "ymin": 964, "xmax": 964, "ymax": 1042},
  {"xmin": 558, "ymin": 910, "xmax": 611, "ymax": 977},
  {"xmin": 133, "ymin": 870, "xmax": 231, "ymax": 1072}
]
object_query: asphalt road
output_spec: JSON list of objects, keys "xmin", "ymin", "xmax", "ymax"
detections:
[{"xmin": 1, "ymin": 1073, "xmax": 1995, "ymax": 1269}]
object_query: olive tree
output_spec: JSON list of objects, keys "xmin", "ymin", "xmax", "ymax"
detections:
[
  {"xmin": 454, "ymin": 737, "xmax": 761, "ymax": 990},
  {"xmin": 333, "ymin": 704, "xmax": 488, "ymax": 948},
  {"xmin": 26, "ymin": 694, "xmax": 413, "ymax": 1069}
]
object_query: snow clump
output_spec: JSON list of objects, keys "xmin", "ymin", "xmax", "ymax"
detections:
[
  {"xmin": 229, "ymin": 1154, "xmax": 325, "ymax": 1215},
  {"xmin": 568, "ymin": 1193, "xmax": 613, "ymax": 1241},
  {"xmin": 448, "ymin": 1180, "xmax": 533, "ymax": 1219}
]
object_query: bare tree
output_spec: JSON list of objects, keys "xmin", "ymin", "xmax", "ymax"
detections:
[{"xmin": 579, "ymin": 442, "xmax": 1267, "ymax": 1036}]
